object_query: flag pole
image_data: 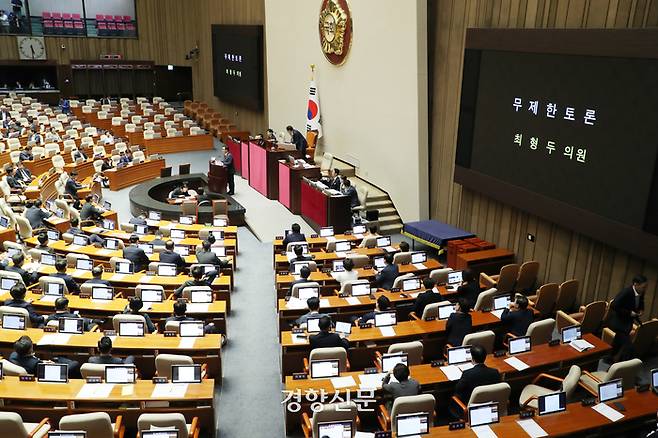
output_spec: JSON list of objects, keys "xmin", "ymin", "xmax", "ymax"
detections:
[{"xmin": 310, "ymin": 64, "xmax": 315, "ymax": 80}]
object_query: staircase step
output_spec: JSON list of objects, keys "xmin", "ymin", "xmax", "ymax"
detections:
[
  {"xmin": 380, "ymin": 224, "xmax": 403, "ymax": 234},
  {"xmin": 376, "ymin": 207, "xmax": 398, "ymax": 216},
  {"xmin": 368, "ymin": 200, "xmax": 393, "ymax": 209}
]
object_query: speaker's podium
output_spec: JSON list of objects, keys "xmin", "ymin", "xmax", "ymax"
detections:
[{"xmin": 208, "ymin": 160, "xmax": 228, "ymax": 194}]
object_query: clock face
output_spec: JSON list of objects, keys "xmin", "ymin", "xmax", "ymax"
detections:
[{"xmin": 17, "ymin": 36, "xmax": 46, "ymax": 60}]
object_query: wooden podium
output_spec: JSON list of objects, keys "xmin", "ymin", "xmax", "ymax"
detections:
[{"xmin": 208, "ymin": 160, "xmax": 228, "ymax": 194}]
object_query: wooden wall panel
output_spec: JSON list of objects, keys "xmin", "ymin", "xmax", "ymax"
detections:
[
  {"xmin": 0, "ymin": 0, "xmax": 268, "ymax": 134},
  {"xmin": 429, "ymin": 0, "xmax": 658, "ymax": 317}
]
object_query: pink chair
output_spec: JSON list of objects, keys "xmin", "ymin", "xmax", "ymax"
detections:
[
  {"xmin": 114, "ymin": 15, "xmax": 123, "ymax": 22},
  {"xmin": 74, "ymin": 21, "xmax": 83, "ymax": 31},
  {"xmin": 126, "ymin": 23, "xmax": 135, "ymax": 31},
  {"xmin": 117, "ymin": 22, "xmax": 126, "ymax": 31},
  {"xmin": 52, "ymin": 12, "xmax": 62, "ymax": 19},
  {"xmin": 105, "ymin": 15, "xmax": 114, "ymax": 21},
  {"xmin": 62, "ymin": 13, "xmax": 71, "ymax": 19},
  {"xmin": 42, "ymin": 12, "xmax": 51, "ymax": 18},
  {"xmin": 123, "ymin": 15, "xmax": 132, "ymax": 22},
  {"xmin": 97, "ymin": 21, "xmax": 107, "ymax": 35},
  {"xmin": 43, "ymin": 19, "xmax": 53, "ymax": 29},
  {"xmin": 107, "ymin": 22, "xmax": 116, "ymax": 31},
  {"xmin": 72, "ymin": 13, "xmax": 81, "ymax": 19}
]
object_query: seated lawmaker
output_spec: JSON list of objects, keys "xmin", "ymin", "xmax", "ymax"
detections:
[
  {"xmin": 457, "ymin": 269, "xmax": 480, "ymax": 308},
  {"xmin": 34, "ymin": 232, "xmax": 54, "ymax": 254},
  {"xmin": 10, "ymin": 335, "xmax": 80, "ymax": 378},
  {"xmin": 375, "ymin": 253, "xmax": 399, "ymax": 290},
  {"xmin": 129, "ymin": 215, "xmax": 147, "ymax": 226},
  {"xmin": 195, "ymin": 240, "xmax": 229, "ymax": 268},
  {"xmin": 446, "ymin": 298, "xmax": 472, "ymax": 346},
  {"xmin": 500, "ymin": 295, "xmax": 533, "ymax": 337},
  {"xmin": 3, "ymin": 284, "xmax": 44, "ymax": 327},
  {"xmin": 291, "ymin": 266, "xmax": 312, "ymax": 290},
  {"xmin": 122, "ymin": 297, "xmax": 156, "ymax": 333},
  {"xmin": 341, "ymin": 179, "xmax": 359, "ymax": 208},
  {"xmin": 159, "ymin": 240, "xmax": 186, "ymax": 272},
  {"xmin": 294, "ymin": 297, "xmax": 329, "ymax": 327},
  {"xmin": 122, "ymin": 235, "xmax": 150, "ymax": 272},
  {"xmin": 453, "ymin": 345, "xmax": 501, "ymax": 414},
  {"xmin": 334, "ymin": 258, "xmax": 358, "ymax": 286},
  {"xmin": 7, "ymin": 253, "xmax": 38, "ymax": 286},
  {"xmin": 165, "ymin": 300, "xmax": 216, "ymax": 334},
  {"xmin": 358, "ymin": 225, "xmax": 381, "ymax": 248},
  {"xmin": 45, "ymin": 297, "xmax": 92, "ymax": 331},
  {"xmin": 290, "ymin": 244, "xmax": 311, "ymax": 264},
  {"xmin": 83, "ymin": 266, "xmax": 112, "ymax": 287},
  {"xmin": 151, "ymin": 231, "xmax": 167, "ymax": 247},
  {"xmin": 66, "ymin": 218, "xmax": 105, "ymax": 246},
  {"xmin": 174, "ymin": 265, "xmax": 219, "ymax": 298},
  {"xmin": 24, "ymin": 199, "xmax": 51, "ymax": 230},
  {"xmin": 309, "ymin": 316, "xmax": 349, "ymax": 350},
  {"xmin": 53, "ymin": 258, "xmax": 80, "ymax": 295},
  {"xmin": 382, "ymin": 363, "xmax": 420, "ymax": 409},
  {"xmin": 282, "ymin": 223, "xmax": 306, "ymax": 247},
  {"xmin": 413, "ymin": 277, "xmax": 444, "ymax": 317},
  {"xmin": 356, "ymin": 295, "xmax": 391, "ymax": 325},
  {"xmin": 89, "ymin": 336, "xmax": 134, "ymax": 365},
  {"xmin": 65, "ymin": 172, "xmax": 84, "ymax": 199},
  {"xmin": 80, "ymin": 195, "xmax": 105, "ymax": 222}
]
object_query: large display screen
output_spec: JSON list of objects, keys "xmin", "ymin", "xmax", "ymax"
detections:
[
  {"xmin": 455, "ymin": 30, "xmax": 658, "ymax": 262},
  {"xmin": 211, "ymin": 24, "xmax": 264, "ymax": 111}
]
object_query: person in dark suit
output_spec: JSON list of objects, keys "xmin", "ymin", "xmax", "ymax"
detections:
[
  {"xmin": 173, "ymin": 265, "xmax": 219, "ymax": 298},
  {"xmin": 290, "ymin": 245, "xmax": 311, "ymax": 264},
  {"xmin": 453, "ymin": 345, "xmax": 501, "ymax": 412},
  {"xmin": 122, "ymin": 297, "xmax": 156, "ymax": 333},
  {"xmin": 606, "ymin": 275, "xmax": 647, "ymax": 361},
  {"xmin": 309, "ymin": 316, "xmax": 349, "ymax": 350},
  {"xmin": 170, "ymin": 182, "xmax": 189, "ymax": 198},
  {"xmin": 286, "ymin": 125, "xmax": 307, "ymax": 158},
  {"xmin": 446, "ymin": 298, "xmax": 473, "ymax": 346},
  {"xmin": 195, "ymin": 240, "xmax": 229, "ymax": 268},
  {"xmin": 220, "ymin": 145, "xmax": 235, "ymax": 195},
  {"xmin": 6, "ymin": 166, "xmax": 23, "ymax": 190},
  {"xmin": 9, "ymin": 335, "xmax": 81, "ymax": 378},
  {"xmin": 89, "ymin": 336, "xmax": 134, "ymax": 364},
  {"xmin": 196, "ymin": 187, "xmax": 211, "ymax": 205},
  {"xmin": 3, "ymin": 284, "xmax": 44, "ymax": 326},
  {"xmin": 7, "ymin": 253, "xmax": 37, "ymax": 286},
  {"xmin": 382, "ymin": 363, "xmax": 420, "ymax": 409},
  {"xmin": 159, "ymin": 240, "xmax": 186, "ymax": 273},
  {"xmin": 294, "ymin": 297, "xmax": 329, "ymax": 327},
  {"xmin": 45, "ymin": 297, "xmax": 93, "ymax": 331},
  {"xmin": 19, "ymin": 145, "xmax": 34, "ymax": 162},
  {"xmin": 165, "ymin": 300, "xmax": 217, "ymax": 334},
  {"xmin": 342, "ymin": 179, "xmax": 360, "ymax": 208},
  {"xmin": 150, "ymin": 231, "xmax": 167, "ymax": 247},
  {"xmin": 128, "ymin": 215, "xmax": 147, "ymax": 225},
  {"xmin": 34, "ymin": 232, "xmax": 54, "ymax": 254},
  {"xmin": 122, "ymin": 235, "xmax": 150, "ymax": 272},
  {"xmin": 53, "ymin": 258, "xmax": 80, "ymax": 295},
  {"xmin": 66, "ymin": 218, "xmax": 104, "ymax": 246},
  {"xmin": 500, "ymin": 295, "xmax": 533, "ymax": 338},
  {"xmin": 375, "ymin": 252, "xmax": 399, "ymax": 290},
  {"xmin": 357, "ymin": 295, "xmax": 391, "ymax": 325},
  {"xmin": 80, "ymin": 195, "xmax": 104, "ymax": 222},
  {"xmin": 24, "ymin": 199, "xmax": 51, "ymax": 230},
  {"xmin": 324, "ymin": 168, "xmax": 341, "ymax": 190},
  {"xmin": 457, "ymin": 269, "xmax": 481, "ymax": 309},
  {"xmin": 83, "ymin": 266, "xmax": 112, "ymax": 287},
  {"xmin": 72, "ymin": 148, "xmax": 87, "ymax": 161},
  {"xmin": 282, "ymin": 223, "xmax": 306, "ymax": 247},
  {"xmin": 413, "ymin": 277, "xmax": 444, "ymax": 317},
  {"xmin": 14, "ymin": 161, "xmax": 32, "ymax": 182},
  {"xmin": 290, "ymin": 265, "xmax": 312, "ymax": 289},
  {"xmin": 65, "ymin": 172, "xmax": 83, "ymax": 199}
]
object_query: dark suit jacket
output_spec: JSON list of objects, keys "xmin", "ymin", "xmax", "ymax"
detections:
[
  {"xmin": 25, "ymin": 206, "xmax": 51, "ymax": 229},
  {"xmin": 343, "ymin": 186, "xmax": 359, "ymax": 208},
  {"xmin": 608, "ymin": 286, "xmax": 644, "ymax": 334},
  {"xmin": 7, "ymin": 265, "xmax": 36, "ymax": 286},
  {"xmin": 122, "ymin": 246, "xmax": 150, "ymax": 272},
  {"xmin": 290, "ymin": 255, "xmax": 312, "ymax": 264},
  {"xmin": 83, "ymin": 278, "xmax": 112, "ymax": 287},
  {"xmin": 80, "ymin": 203, "xmax": 102, "ymax": 221},
  {"xmin": 65, "ymin": 178, "xmax": 82, "ymax": 198},
  {"xmin": 3, "ymin": 298, "xmax": 44, "ymax": 325},
  {"xmin": 414, "ymin": 290, "xmax": 443, "ymax": 316},
  {"xmin": 454, "ymin": 363, "xmax": 501, "ymax": 403},
  {"xmin": 15, "ymin": 167, "xmax": 31, "ymax": 181},
  {"xmin": 291, "ymin": 129, "xmax": 307, "ymax": 156},
  {"xmin": 8, "ymin": 352, "xmax": 39, "ymax": 374},
  {"xmin": 283, "ymin": 232, "xmax": 306, "ymax": 247},
  {"xmin": 446, "ymin": 312, "xmax": 472, "ymax": 346},
  {"xmin": 159, "ymin": 250, "xmax": 186, "ymax": 271},
  {"xmin": 501, "ymin": 308, "xmax": 534, "ymax": 336},
  {"xmin": 129, "ymin": 217, "xmax": 147, "ymax": 225},
  {"xmin": 196, "ymin": 250, "xmax": 228, "ymax": 268},
  {"xmin": 6, "ymin": 175, "xmax": 22, "ymax": 189},
  {"xmin": 328, "ymin": 176, "xmax": 341, "ymax": 191},
  {"xmin": 458, "ymin": 281, "xmax": 481, "ymax": 308},
  {"xmin": 89, "ymin": 355, "xmax": 125, "ymax": 365},
  {"xmin": 53, "ymin": 272, "xmax": 80, "ymax": 294},
  {"xmin": 221, "ymin": 152, "xmax": 235, "ymax": 174},
  {"xmin": 375, "ymin": 264, "xmax": 399, "ymax": 290},
  {"xmin": 309, "ymin": 331, "xmax": 349, "ymax": 350},
  {"xmin": 382, "ymin": 377, "xmax": 420, "ymax": 402}
]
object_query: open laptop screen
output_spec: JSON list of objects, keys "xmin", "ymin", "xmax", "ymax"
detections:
[
  {"xmin": 469, "ymin": 402, "xmax": 499, "ymax": 427},
  {"xmin": 538, "ymin": 391, "xmax": 567, "ymax": 416},
  {"xmin": 396, "ymin": 412, "xmax": 430, "ymax": 437}
]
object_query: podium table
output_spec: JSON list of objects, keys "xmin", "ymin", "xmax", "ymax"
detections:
[
  {"xmin": 278, "ymin": 162, "xmax": 321, "ymax": 214},
  {"xmin": 208, "ymin": 160, "xmax": 228, "ymax": 194},
  {"xmin": 300, "ymin": 179, "xmax": 352, "ymax": 233},
  {"xmin": 248, "ymin": 141, "xmax": 300, "ymax": 199}
]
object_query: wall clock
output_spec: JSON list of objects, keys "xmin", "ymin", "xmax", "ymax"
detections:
[
  {"xmin": 17, "ymin": 36, "xmax": 47, "ymax": 60},
  {"xmin": 319, "ymin": 0, "xmax": 353, "ymax": 65}
]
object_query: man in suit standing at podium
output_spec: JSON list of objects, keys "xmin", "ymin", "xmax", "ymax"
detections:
[
  {"xmin": 287, "ymin": 125, "xmax": 307, "ymax": 158},
  {"xmin": 220, "ymin": 145, "xmax": 235, "ymax": 195}
]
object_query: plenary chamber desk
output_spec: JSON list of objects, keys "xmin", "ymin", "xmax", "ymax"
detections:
[
  {"xmin": 248, "ymin": 140, "xmax": 301, "ymax": 199},
  {"xmin": 300, "ymin": 178, "xmax": 352, "ymax": 233},
  {"xmin": 278, "ymin": 160, "xmax": 321, "ymax": 214}
]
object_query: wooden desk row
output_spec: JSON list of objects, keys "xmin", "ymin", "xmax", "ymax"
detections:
[
  {"xmin": 142, "ymin": 134, "xmax": 214, "ymax": 155},
  {"xmin": 282, "ymin": 334, "xmax": 610, "ymax": 433},
  {"xmin": 273, "ymin": 233, "xmax": 368, "ymax": 254},
  {"xmin": 0, "ymin": 376, "xmax": 216, "ymax": 434},
  {"xmin": 273, "ymin": 247, "xmax": 397, "ymax": 271},
  {"xmin": 0, "ymin": 291, "xmax": 227, "ymax": 334},
  {"xmin": 0, "ymin": 328, "xmax": 222, "ymax": 378},
  {"xmin": 104, "ymin": 158, "xmax": 166, "ymax": 191}
]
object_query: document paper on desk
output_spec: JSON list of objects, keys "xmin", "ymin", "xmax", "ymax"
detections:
[
  {"xmin": 178, "ymin": 338, "xmax": 197, "ymax": 349},
  {"xmin": 151, "ymin": 383, "xmax": 189, "ymax": 398},
  {"xmin": 320, "ymin": 299, "xmax": 330, "ymax": 308},
  {"xmin": 291, "ymin": 334, "xmax": 308, "ymax": 344},
  {"xmin": 140, "ymin": 275, "xmax": 154, "ymax": 283},
  {"xmin": 285, "ymin": 297, "xmax": 307, "ymax": 310},
  {"xmin": 346, "ymin": 297, "xmax": 361, "ymax": 305},
  {"xmin": 440, "ymin": 365, "xmax": 463, "ymax": 381},
  {"xmin": 40, "ymin": 295, "xmax": 59, "ymax": 302},
  {"xmin": 331, "ymin": 375, "xmax": 356, "ymax": 389},
  {"xmin": 504, "ymin": 356, "xmax": 530, "ymax": 371},
  {"xmin": 517, "ymin": 419, "xmax": 548, "ymax": 437},
  {"xmin": 570, "ymin": 338, "xmax": 595, "ymax": 352},
  {"xmin": 37, "ymin": 333, "xmax": 72, "ymax": 345},
  {"xmin": 71, "ymin": 269, "xmax": 86, "ymax": 277},
  {"xmin": 96, "ymin": 249, "xmax": 114, "ymax": 256},
  {"xmin": 592, "ymin": 403, "xmax": 624, "ymax": 422},
  {"xmin": 186, "ymin": 303, "xmax": 210, "ymax": 313},
  {"xmin": 358, "ymin": 373, "xmax": 387, "ymax": 389},
  {"xmin": 379, "ymin": 326, "xmax": 396, "ymax": 337},
  {"xmin": 472, "ymin": 425, "xmax": 498, "ymax": 438},
  {"xmin": 491, "ymin": 309, "xmax": 505, "ymax": 319},
  {"xmin": 109, "ymin": 273, "xmax": 126, "ymax": 281},
  {"xmin": 354, "ymin": 433, "xmax": 375, "ymax": 438},
  {"xmin": 77, "ymin": 383, "xmax": 115, "ymax": 399},
  {"xmin": 413, "ymin": 263, "xmax": 427, "ymax": 270}
]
